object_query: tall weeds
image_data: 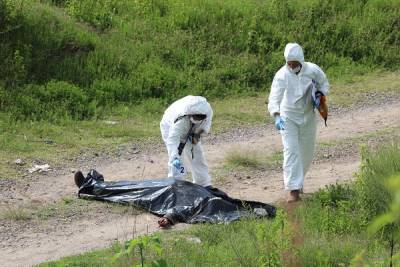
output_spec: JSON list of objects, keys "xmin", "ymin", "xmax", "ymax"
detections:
[{"xmin": 297, "ymin": 142, "xmax": 400, "ymax": 265}]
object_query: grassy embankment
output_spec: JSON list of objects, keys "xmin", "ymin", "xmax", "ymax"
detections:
[{"xmin": 1, "ymin": 0, "xmax": 399, "ymax": 178}]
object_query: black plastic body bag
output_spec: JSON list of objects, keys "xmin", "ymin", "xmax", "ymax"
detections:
[{"xmin": 77, "ymin": 170, "xmax": 276, "ymax": 224}]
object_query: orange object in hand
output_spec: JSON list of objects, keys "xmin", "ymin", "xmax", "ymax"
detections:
[{"xmin": 318, "ymin": 95, "xmax": 328, "ymax": 126}]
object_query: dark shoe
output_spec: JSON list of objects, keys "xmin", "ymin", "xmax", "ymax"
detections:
[
  {"xmin": 287, "ymin": 190, "xmax": 301, "ymax": 203},
  {"xmin": 74, "ymin": 171, "xmax": 85, "ymax": 188},
  {"xmin": 158, "ymin": 217, "xmax": 173, "ymax": 229}
]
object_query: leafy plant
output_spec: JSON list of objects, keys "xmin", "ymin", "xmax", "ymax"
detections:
[
  {"xmin": 113, "ymin": 235, "xmax": 167, "ymax": 267},
  {"xmin": 367, "ymin": 174, "xmax": 400, "ymax": 267},
  {"xmin": 355, "ymin": 144, "xmax": 400, "ymax": 231},
  {"xmin": 66, "ymin": 0, "xmax": 119, "ymax": 31}
]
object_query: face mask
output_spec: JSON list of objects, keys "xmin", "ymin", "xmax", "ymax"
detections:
[
  {"xmin": 190, "ymin": 117, "xmax": 204, "ymax": 124},
  {"xmin": 287, "ymin": 65, "xmax": 302, "ymax": 74}
]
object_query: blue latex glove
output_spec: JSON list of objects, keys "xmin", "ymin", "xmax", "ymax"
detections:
[
  {"xmin": 313, "ymin": 91, "xmax": 324, "ymax": 109},
  {"xmin": 172, "ymin": 158, "xmax": 182, "ymax": 169},
  {"xmin": 274, "ymin": 116, "xmax": 285, "ymax": 130}
]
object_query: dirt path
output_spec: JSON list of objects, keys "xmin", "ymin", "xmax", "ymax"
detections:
[{"xmin": 1, "ymin": 101, "xmax": 400, "ymax": 267}]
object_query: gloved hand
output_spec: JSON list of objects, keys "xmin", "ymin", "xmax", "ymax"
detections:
[
  {"xmin": 313, "ymin": 91, "xmax": 324, "ymax": 109},
  {"xmin": 171, "ymin": 158, "xmax": 182, "ymax": 169},
  {"xmin": 274, "ymin": 116, "xmax": 285, "ymax": 130}
]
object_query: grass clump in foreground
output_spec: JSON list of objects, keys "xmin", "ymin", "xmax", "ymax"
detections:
[
  {"xmin": 39, "ymin": 143, "xmax": 400, "ymax": 266},
  {"xmin": 296, "ymin": 142, "xmax": 400, "ymax": 266},
  {"xmin": 40, "ymin": 210, "xmax": 291, "ymax": 267}
]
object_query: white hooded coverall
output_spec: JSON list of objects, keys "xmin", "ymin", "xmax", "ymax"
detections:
[
  {"xmin": 268, "ymin": 43, "xmax": 330, "ymax": 190},
  {"xmin": 160, "ymin": 95, "xmax": 213, "ymax": 187}
]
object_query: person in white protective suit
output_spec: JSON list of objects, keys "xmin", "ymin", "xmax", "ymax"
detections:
[
  {"xmin": 160, "ymin": 95, "xmax": 213, "ymax": 188},
  {"xmin": 267, "ymin": 43, "xmax": 330, "ymax": 202}
]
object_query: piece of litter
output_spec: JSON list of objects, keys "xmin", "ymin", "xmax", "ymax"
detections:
[
  {"xmin": 186, "ymin": 237, "xmax": 201, "ymax": 244},
  {"xmin": 28, "ymin": 164, "xmax": 50, "ymax": 173},
  {"xmin": 15, "ymin": 159, "xmax": 25, "ymax": 165},
  {"xmin": 103, "ymin": 120, "xmax": 118, "ymax": 125},
  {"xmin": 253, "ymin": 208, "xmax": 268, "ymax": 216}
]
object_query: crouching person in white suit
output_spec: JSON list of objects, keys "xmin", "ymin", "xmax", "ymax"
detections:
[{"xmin": 160, "ymin": 95, "xmax": 213, "ymax": 188}]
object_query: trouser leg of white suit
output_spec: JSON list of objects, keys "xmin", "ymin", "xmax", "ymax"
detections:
[
  {"xmin": 299, "ymin": 117, "xmax": 317, "ymax": 177},
  {"xmin": 183, "ymin": 142, "xmax": 211, "ymax": 187},
  {"xmin": 281, "ymin": 117, "xmax": 316, "ymax": 190},
  {"xmin": 160, "ymin": 121, "xmax": 186, "ymax": 179}
]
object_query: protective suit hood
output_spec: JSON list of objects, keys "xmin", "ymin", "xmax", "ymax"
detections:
[
  {"xmin": 182, "ymin": 95, "xmax": 211, "ymax": 117},
  {"xmin": 284, "ymin": 43, "xmax": 304, "ymax": 64}
]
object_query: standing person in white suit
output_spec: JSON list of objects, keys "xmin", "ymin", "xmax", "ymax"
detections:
[
  {"xmin": 160, "ymin": 95, "xmax": 213, "ymax": 188},
  {"xmin": 267, "ymin": 43, "xmax": 330, "ymax": 202}
]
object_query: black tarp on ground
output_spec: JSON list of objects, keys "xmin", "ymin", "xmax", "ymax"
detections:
[{"xmin": 77, "ymin": 170, "xmax": 276, "ymax": 224}]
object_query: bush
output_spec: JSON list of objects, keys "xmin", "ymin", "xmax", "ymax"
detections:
[
  {"xmin": 0, "ymin": 0, "xmax": 96, "ymax": 88},
  {"xmin": 0, "ymin": 86, "xmax": 9, "ymax": 110},
  {"xmin": 354, "ymin": 144, "xmax": 400, "ymax": 235},
  {"xmin": 300, "ymin": 143, "xmax": 400, "ymax": 237},
  {"xmin": 300, "ymin": 183, "xmax": 362, "ymax": 235},
  {"xmin": 66, "ymin": 0, "xmax": 119, "ymax": 31},
  {"xmin": 296, "ymin": 143, "xmax": 400, "ymax": 266},
  {"xmin": 11, "ymin": 81, "xmax": 95, "ymax": 121}
]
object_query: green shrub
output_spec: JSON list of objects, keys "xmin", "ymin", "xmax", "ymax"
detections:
[
  {"xmin": 0, "ymin": 86, "xmax": 9, "ymax": 110},
  {"xmin": 355, "ymin": 144, "xmax": 400, "ymax": 236},
  {"xmin": 297, "ymin": 143, "xmax": 400, "ymax": 266},
  {"xmin": 0, "ymin": 0, "xmax": 96, "ymax": 88},
  {"xmin": 300, "ymin": 183, "xmax": 362, "ymax": 235},
  {"xmin": 162, "ymin": 212, "xmax": 289, "ymax": 267},
  {"xmin": 11, "ymin": 81, "xmax": 95, "ymax": 121},
  {"xmin": 66, "ymin": 0, "xmax": 119, "ymax": 31},
  {"xmin": 366, "ymin": 174, "xmax": 400, "ymax": 266}
]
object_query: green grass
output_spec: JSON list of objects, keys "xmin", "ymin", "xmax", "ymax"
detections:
[
  {"xmin": 39, "ymin": 210, "xmax": 290, "ymax": 267},
  {"xmin": 224, "ymin": 149, "xmax": 282, "ymax": 170},
  {"xmin": 294, "ymin": 142, "xmax": 400, "ymax": 266},
  {"xmin": 329, "ymin": 70, "xmax": 400, "ymax": 108},
  {"xmin": 297, "ymin": 233, "xmax": 384, "ymax": 267},
  {"xmin": 0, "ymin": 207, "xmax": 32, "ymax": 221},
  {"xmin": 224, "ymin": 149, "xmax": 265, "ymax": 169}
]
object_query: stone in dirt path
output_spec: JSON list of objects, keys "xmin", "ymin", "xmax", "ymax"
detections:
[{"xmin": 0, "ymin": 102, "xmax": 400, "ymax": 267}]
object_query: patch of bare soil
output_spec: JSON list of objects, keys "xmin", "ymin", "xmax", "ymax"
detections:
[
  {"xmin": 279, "ymin": 200, "xmax": 303, "ymax": 267},
  {"xmin": 1, "ymin": 100, "xmax": 400, "ymax": 267}
]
